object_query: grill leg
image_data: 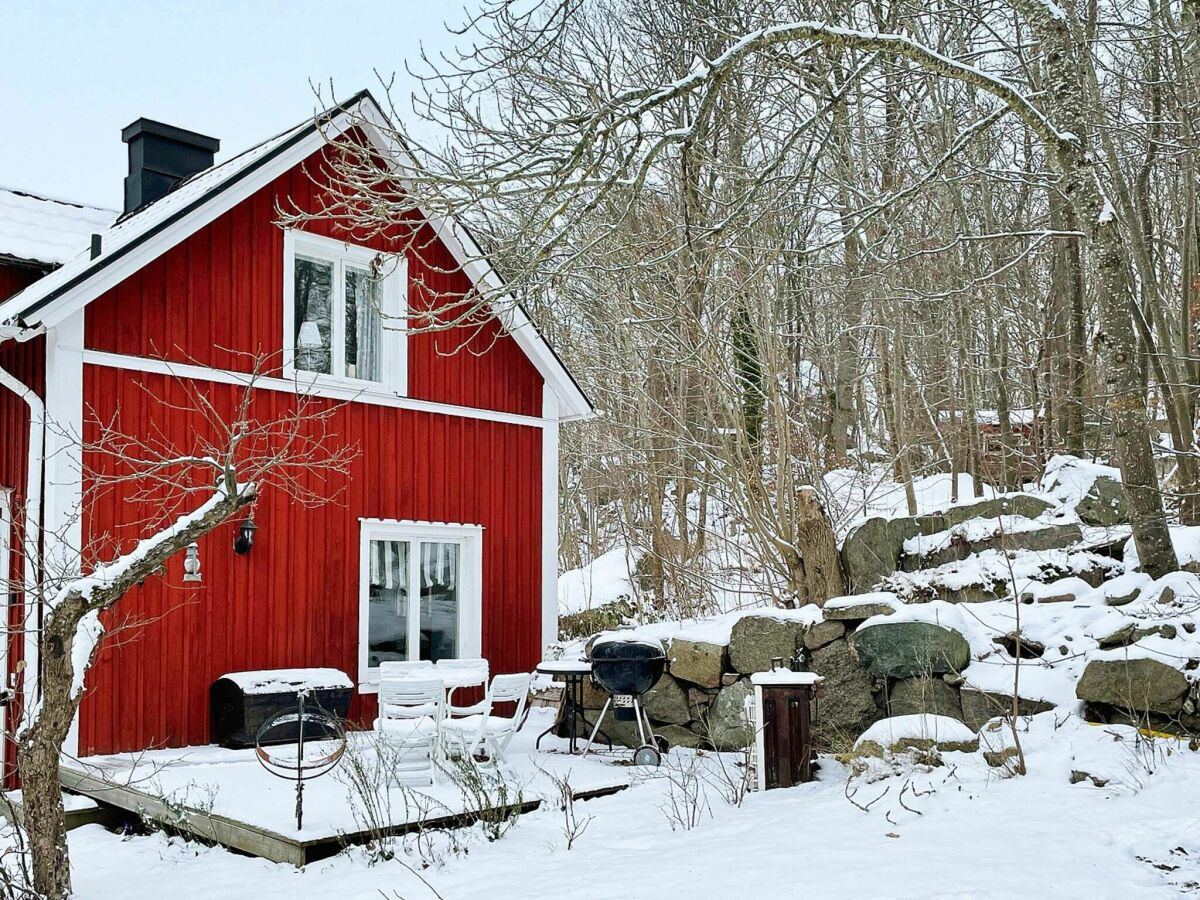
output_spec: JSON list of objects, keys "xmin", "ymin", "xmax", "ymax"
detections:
[
  {"xmin": 636, "ymin": 700, "xmax": 658, "ymax": 749},
  {"xmin": 581, "ymin": 698, "xmax": 612, "ymax": 757},
  {"xmin": 633, "ymin": 700, "xmax": 648, "ymax": 745}
]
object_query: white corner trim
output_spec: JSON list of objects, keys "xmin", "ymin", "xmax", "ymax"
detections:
[
  {"xmin": 541, "ymin": 385, "xmax": 560, "ymax": 653},
  {"xmin": 44, "ymin": 311, "xmax": 86, "ymax": 758},
  {"xmin": 0, "ymin": 488, "xmax": 10, "ymax": 752},
  {"xmin": 80, "ymin": 349, "xmax": 551, "ymax": 429},
  {"xmin": 356, "ymin": 519, "xmax": 484, "ymax": 692}
]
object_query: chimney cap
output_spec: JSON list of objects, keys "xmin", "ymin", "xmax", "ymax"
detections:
[{"xmin": 121, "ymin": 117, "xmax": 220, "ymax": 153}]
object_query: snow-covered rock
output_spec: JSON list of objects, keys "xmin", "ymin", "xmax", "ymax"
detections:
[
  {"xmin": 1041, "ymin": 455, "xmax": 1129, "ymax": 526},
  {"xmin": 855, "ymin": 714, "xmax": 979, "ymax": 754}
]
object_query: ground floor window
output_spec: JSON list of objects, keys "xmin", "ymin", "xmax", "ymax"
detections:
[{"xmin": 358, "ymin": 519, "xmax": 483, "ymax": 688}]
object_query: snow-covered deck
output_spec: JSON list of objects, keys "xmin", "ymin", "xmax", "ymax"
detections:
[{"xmin": 60, "ymin": 709, "xmax": 630, "ymax": 866}]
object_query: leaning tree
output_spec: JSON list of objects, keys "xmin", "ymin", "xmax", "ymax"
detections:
[{"xmin": 7, "ymin": 359, "xmax": 355, "ymax": 899}]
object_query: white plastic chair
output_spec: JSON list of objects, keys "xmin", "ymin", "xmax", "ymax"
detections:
[
  {"xmin": 379, "ymin": 659, "xmax": 436, "ymax": 678},
  {"xmin": 442, "ymin": 672, "xmax": 532, "ymax": 765},
  {"xmin": 436, "ymin": 658, "xmax": 490, "ymax": 716},
  {"xmin": 374, "ymin": 675, "xmax": 445, "ymax": 785}
]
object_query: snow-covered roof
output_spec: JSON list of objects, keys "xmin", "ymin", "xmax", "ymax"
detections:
[
  {"xmin": 0, "ymin": 187, "xmax": 116, "ymax": 267},
  {"xmin": 0, "ymin": 90, "xmax": 593, "ymax": 421},
  {"xmin": 0, "ymin": 116, "xmax": 309, "ymax": 321}
]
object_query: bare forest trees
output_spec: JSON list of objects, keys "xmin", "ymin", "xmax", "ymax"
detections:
[{"xmin": 313, "ymin": 0, "xmax": 1200, "ymax": 606}]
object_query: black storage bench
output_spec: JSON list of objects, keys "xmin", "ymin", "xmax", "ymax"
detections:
[{"xmin": 210, "ymin": 668, "xmax": 353, "ymax": 748}]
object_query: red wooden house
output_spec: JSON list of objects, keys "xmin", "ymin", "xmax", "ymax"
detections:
[{"xmin": 0, "ymin": 91, "xmax": 590, "ymax": 773}]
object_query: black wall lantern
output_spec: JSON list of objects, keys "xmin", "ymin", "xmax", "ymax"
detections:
[{"xmin": 234, "ymin": 517, "xmax": 257, "ymax": 555}]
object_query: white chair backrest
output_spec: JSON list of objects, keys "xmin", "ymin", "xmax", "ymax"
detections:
[
  {"xmin": 487, "ymin": 673, "xmax": 532, "ymax": 713},
  {"xmin": 380, "ymin": 660, "xmax": 435, "ymax": 678},
  {"xmin": 379, "ymin": 676, "xmax": 444, "ymax": 720},
  {"xmin": 436, "ymin": 658, "xmax": 489, "ymax": 675}
]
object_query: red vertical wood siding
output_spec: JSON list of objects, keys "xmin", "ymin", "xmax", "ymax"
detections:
[
  {"xmin": 78, "ymin": 354, "xmax": 544, "ymax": 755},
  {"xmin": 83, "ymin": 143, "xmax": 544, "ymax": 418},
  {"xmin": 0, "ymin": 262, "xmax": 47, "ymax": 783}
]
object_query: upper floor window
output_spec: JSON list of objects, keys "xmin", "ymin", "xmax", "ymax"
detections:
[{"xmin": 283, "ymin": 231, "xmax": 407, "ymax": 391}]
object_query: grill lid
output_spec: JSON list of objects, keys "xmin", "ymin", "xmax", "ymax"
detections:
[{"xmin": 589, "ymin": 634, "xmax": 666, "ymax": 663}]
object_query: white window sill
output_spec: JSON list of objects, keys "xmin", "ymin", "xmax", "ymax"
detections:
[{"xmin": 283, "ymin": 368, "xmax": 406, "ymax": 401}]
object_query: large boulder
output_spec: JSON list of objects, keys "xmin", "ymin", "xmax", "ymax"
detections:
[
  {"xmin": 728, "ymin": 616, "xmax": 804, "ymax": 674},
  {"xmin": 655, "ymin": 724, "xmax": 705, "ymax": 749},
  {"xmin": 643, "ymin": 673, "xmax": 691, "ymax": 725},
  {"xmin": 887, "ymin": 676, "xmax": 963, "ymax": 720},
  {"xmin": 572, "ymin": 708, "xmax": 642, "ymax": 749},
  {"xmin": 581, "ymin": 674, "xmax": 609, "ymax": 710},
  {"xmin": 1076, "ymin": 657, "xmax": 1189, "ymax": 715},
  {"xmin": 668, "ymin": 638, "xmax": 728, "ymax": 688},
  {"xmin": 823, "ymin": 591, "xmax": 898, "ymax": 621},
  {"xmin": 1076, "ymin": 476, "xmax": 1129, "ymax": 527},
  {"xmin": 841, "ymin": 516, "xmax": 923, "ymax": 593},
  {"xmin": 808, "ymin": 639, "xmax": 882, "ymax": 749},
  {"xmin": 842, "ymin": 495, "xmax": 1059, "ymax": 591},
  {"xmin": 850, "ymin": 621, "xmax": 971, "ymax": 679},
  {"xmin": 959, "ymin": 688, "xmax": 1055, "ymax": 731},
  {"xmin": 706, "ymin": 679, "xmax": 754, "ymax": 750}
]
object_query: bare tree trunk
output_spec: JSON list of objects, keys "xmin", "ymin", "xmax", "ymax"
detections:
[
  {"xmin": 791, "ymin": 487, "xmax": 846, "ymax": 606},
  {"xmin": 1048, "ymin": 193, "xmax": 1087, "ymax": 454},
  {"xmin": 18, "ymin": 486, "xmax": 254, "ymax": 899},
  {"xmin": 881, "ymin": 328, "xmax": 918, "ymax": 514},
  {"xmin": 1021, "ymin": 0, "xmax": 1179, "ymax": 575},
  {"xmin": 16, "ymin": 604, "xmax": 79, "ymax": 900}
]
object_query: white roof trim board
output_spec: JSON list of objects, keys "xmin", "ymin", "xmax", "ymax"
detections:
[
  {"xmin": 0, "ymin": 187, "xmax": 116, "ymax": 267},
  {"xmin": 0, "ymin": 91, "xmax": 592, "ymax": 422}
]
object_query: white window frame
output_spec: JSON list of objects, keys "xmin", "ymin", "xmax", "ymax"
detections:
[
  {"xmin": 282, "ymin": 229, "xmax": 408, "ymax": 394},
  {"xmin": 357, "ymin": 518, "xmax": 484, "ymax": 692}
]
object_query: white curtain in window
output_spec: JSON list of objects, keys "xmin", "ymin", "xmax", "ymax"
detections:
[
  {"xmin": 420, "ymin": 541, "xmax": 458, "ymax": 591},
  {"xmin": 349, "ymin": 269, "xmax": 382, "ymax": 381},
  {"xmin": 370, "ymin": 540, "xmax": 405, "ymax": 590}
]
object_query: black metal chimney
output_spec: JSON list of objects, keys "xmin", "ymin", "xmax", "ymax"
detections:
[{"xmin": 121, "ymin": 118, "xmax": 219, "ymax": 214}]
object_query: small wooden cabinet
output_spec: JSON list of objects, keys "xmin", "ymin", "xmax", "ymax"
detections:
[{"xmin": 751, "ymin": 670, "xmax": 823, "ymax": 790}]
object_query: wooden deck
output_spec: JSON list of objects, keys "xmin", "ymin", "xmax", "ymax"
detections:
[
  {"xmin": 0, "ymin": 789, "xmax": 124, "ymax": 833},
  {"xmin": 58, "ymin": 720, "xmax": 631, "ymax": 866}
]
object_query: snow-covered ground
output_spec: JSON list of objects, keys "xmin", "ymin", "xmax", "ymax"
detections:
[{"xmin": 59, "ymin": 707, "xmax": 1200, "ymax": 899}]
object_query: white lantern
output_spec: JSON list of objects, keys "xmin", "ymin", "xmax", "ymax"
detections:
[{"xmin": 183, "ymin": 542, "xmax": 202, "ymax": 583}]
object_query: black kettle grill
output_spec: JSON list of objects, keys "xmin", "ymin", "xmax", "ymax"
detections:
[{"xmin": 584, "ymin": 637, "xmax": 668, "ymax": 766}]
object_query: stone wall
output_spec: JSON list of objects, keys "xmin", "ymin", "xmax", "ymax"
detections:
[{"xmin": 570, "ymin": 609, "xmax": 1051, "ymax": 753}]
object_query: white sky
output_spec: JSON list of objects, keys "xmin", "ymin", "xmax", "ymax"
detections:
[{"xmin": 0, "ymin": 1, "xmax": 470, "ymax": 210}]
